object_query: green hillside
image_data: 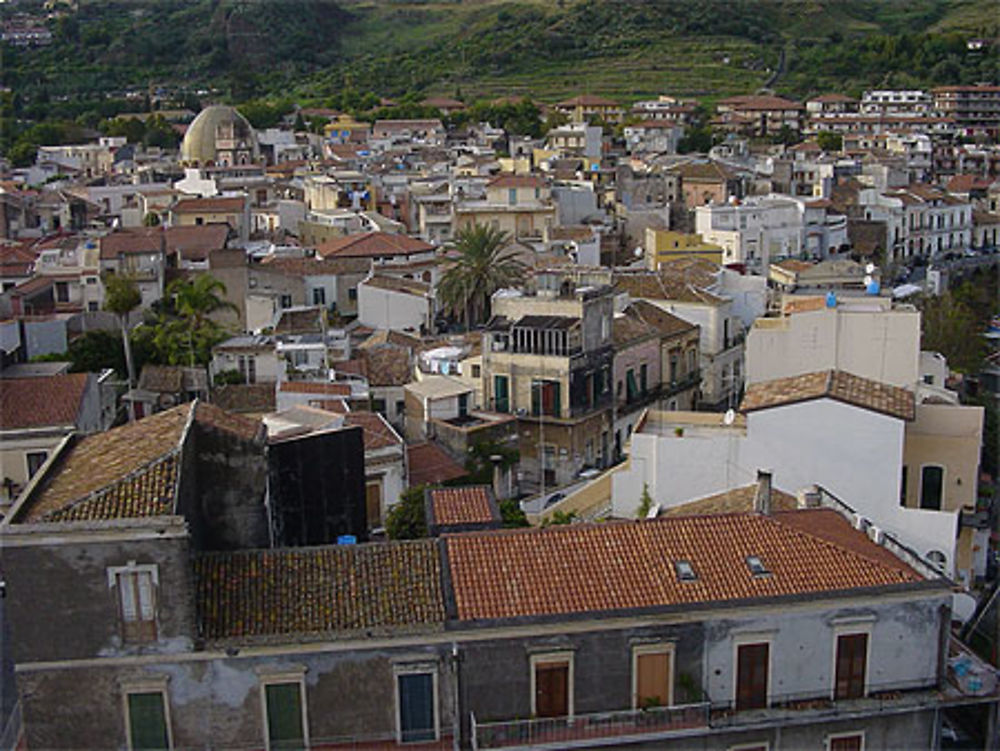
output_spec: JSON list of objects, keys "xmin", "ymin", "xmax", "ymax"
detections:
[{"xmin": 2, "ymin": 0, "xmax": 997, "ymax": 116}]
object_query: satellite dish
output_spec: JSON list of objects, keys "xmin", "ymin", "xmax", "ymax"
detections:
[
  {"xmin": 865, "ymin": 263, "xmax": 876, "ymax": 274},
  {"xmin": 723, "ymin": 408, "xmax": 736, "ymax": 425},
  {"xmin": 864, "ymin": 275, "xmax": 873, "ymax": 287},
  {"xmin": 634, "ymin": 246, "xmax": 644, "ymax": 258},
  {"xmin": 952, "ymin": 592, "xmax": 977, "ymax": 624}
]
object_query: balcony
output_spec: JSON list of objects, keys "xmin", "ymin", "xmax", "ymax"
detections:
[{"xmin": 471, "ymin": 703, "xmax": 710, "ymax": 750}]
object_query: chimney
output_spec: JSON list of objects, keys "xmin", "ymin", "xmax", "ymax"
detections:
[
  {"xmin": 797, "ymin": 484, "xmax": 821, "ymax": 509},
  {"xmin": 754, "ymin": 469, "xmax": 772, "ymax": 515}
]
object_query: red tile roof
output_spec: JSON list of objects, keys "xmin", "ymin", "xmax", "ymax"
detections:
[
  {"xmin": 444, "ymin": 510, "xmax": 926, "ymax": 621},
  {"xmin": 429, "ymin": 485, "xmax": 495, "ymax": 526},
  {"xmin": 0, "ymin": 373, "xmax": 90, "ymax": 430},
  {"xmin": 344, "ymin": 411, "xmax": 402, "ymax": 451},
  {"xmin": 171, "ymin": 196, "xmax": 246, "ymax": 214},
  {"xmin": 407, "ymin": 442, "xmax": 467, "ymax": 487},
  {"xmin": 99, "ymin": 229, "xmax": 163, "ymax": 259},
  {"xmin": 718, "ymin": 94, "xmax": 804, "ymax": 111},
  {"xmin": 195, "ymin": 540, "xmax": 445, "ymax": 640},
  {"xmin": 316, "ymin": 232, "xmax": 434, "ymax": 260},
  {"xmin": 279, "ymin": 381, "xmax": 352, "ymax": 396},
  {"xmin": 486, "ymin": 175, "xmax": 545, "ymax": 190},
  {"xmin": 741, "ymin": 370, "xmax": 915, "ymax": 421},
  {"xmin": 164, "ymin": 224, "xmax": 229, "ymax": 261}
]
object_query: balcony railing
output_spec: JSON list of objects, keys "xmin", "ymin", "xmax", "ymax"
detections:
[{"xmin": 471, "ymin": 703, "xmax": 710, "ymax": 750}]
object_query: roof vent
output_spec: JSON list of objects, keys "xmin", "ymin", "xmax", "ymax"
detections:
[
  {"xmin": 674, "ymin": 560, "xmax": 697, "ymax": 582},
  {"xmin": 853, "ymin": 513, "xmax": 870, "ymax": 532},
  {"xmin": 746, "ymin": 555, "xmax": 770, "ymax": 576},
  {"xmin": 868, "ymin": 525, "xmax": 885, "ymax": 545}
]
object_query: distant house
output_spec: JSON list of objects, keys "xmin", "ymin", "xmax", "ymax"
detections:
[
  {"xmin": 0, "ymin": 373, "xmax": 105, "ymax": 508},
  {"xmin": 123, "ymin": 364, "xmax": 210, "ymax": 420},
  {"xmin": 553, "ymin": 94, "xmax": 625, "ymax": 124},
  {"xmin": 168, "ymin": 195, "xmax": 250, "ymax": 243},
  {"xmin": 455, "ymin": 174, "xmax": 556, "ymax": 241},
  {"xmin": 357, "ymin": 273, "xmax": 436, "ymax": 334},
  {"xmin": 714, "ymin": 94, "xmax": 805, "ymax": 136}
]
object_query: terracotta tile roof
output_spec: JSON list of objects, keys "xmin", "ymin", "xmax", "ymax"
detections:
[
  {"xmin": 194, "ymin": 540, "xmax": 445, "ymax": 640},
  {"xmin": 138, "ymin": 364, "xmax": 184, "ymax": 393},
  {"xmin": 407, "ymin": 442, "xmax": 467, "ymax": 487},
  {"xmin": 273, "ymin": 307, "xmax": 324, "ymax": 335},
  {"xmin": 211, "ymin": 383, "xmax": 276, "ymax": 414},
  {"xmin": 316, "ymin": 232, "xmax": 434, "ymax": 260},
  {"xmin": 358, "ymin": 329, "xmax": 422, "ymax": 351},
  {"xmin": 99, "ymin": 228, "xmax": 163, "ymax": 259},
  {"xmin": 279, "ymin": 381, "xmax": 352, "ymax": 396},
  {"xmin": 947, "ymin": 174, "xmax": 993, "ymax": 194},
  {"xmin": 613, "ymin": 270, "xmax": 725, "ymax": 306},
  {"xmin": 260, "ymin": 255, "xmax": 371, "ymax": 276},
  {"xmin": 344, "ymin": 411, "xmax": 402, "ymax": 451},
  {"xmin": 659, "ymin": 484, "xmax": 798, "ymax": 517},
  {"xmin": 718, "ymin": 94, "xmax": 803, "ymax": 111},
  {"xmin": 444, "ymin": 509, "xmax": 925, "ymax": 622},
  {"xmin": 668, "ymin": 161, "xmax": 735, "ymax": 182},
  {"xmin": 429, "ymin": 485, "xmax": 497, "ymax": 527},
  {"xmin": 612, "ymin": 311, "xmax": 657, "ymax": 348},
  {"xmin": 741, "ymin": 370, "xmax": 915, "ymax": 421},
  {"xmin": 164, "ymin": 224, "xmax": 229, "ymax": 261},
  {"xmin": 21, "ymin": 404, "xmax": 191, "ymax": 523},
  {"xmin": 172, "ymin": 196, "xmax": 246, "ymax": 214},
  {"xmin": 486, "ymin": 175, "xmax": 545, "ymax": 190},
  {"xmin": 628, "ymin": 300, "xmax": 698, "ymax": 339},
  {"xmin": 362, "ymin": 347, "xmax": 413, "ymax": 387},
  {"xmin": 0, "ymin": 373, "xmax": 90, "ymax": 430},
  {"xmin": 194, "ymin": 401, "xmax": 263, "ymax": 442}
]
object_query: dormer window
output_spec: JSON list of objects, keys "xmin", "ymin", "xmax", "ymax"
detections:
[
  {"xmin": 746, "ymin": 555, "xmax": 770, "ymax": 577},
  {"xmin": 674, "ymin": 560, "xmax": 697, "ymax": 582}
]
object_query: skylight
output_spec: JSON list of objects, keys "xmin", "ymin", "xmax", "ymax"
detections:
[
  {"xmin": 746, "ymin": 555, "xmax": 770, "ymax": 576},
  {"xmin": 674, "ymin": 560, "xmax": 697, "ymax": 581}
]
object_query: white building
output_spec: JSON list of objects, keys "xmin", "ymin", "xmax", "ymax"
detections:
[
  {"xmin": 860, "ymin": 90, "xmax": 935, "ymax": 117},
  {"xmin": 857, "ymin": 184, "xmax": 972, "ymax": 261},
  {"xmin": 357, "ymin": 273, "xmax": 435, "ymax": 334}
]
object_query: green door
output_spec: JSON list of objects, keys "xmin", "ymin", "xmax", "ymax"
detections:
[
  {"xmin": 127, "ymin": 693, "xmax": 169, "ymax": 751},
  {"xmin": 265, "ymin": 682, "xmax": 305, "ymax": 750},
  {"xmin": 494, "ymin": 375, "xmax": 510, "ymax": 412}
]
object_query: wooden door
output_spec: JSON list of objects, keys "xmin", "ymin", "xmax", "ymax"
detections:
[
  {"xmin": 534, "ymin": 661, "xmax": 569, "ymax": 718},
  {"xmin": 735, "ymin": 643, "xmax": 768, "ymax": 710},
  {"xmin": 635, "ymin": 651, "xmax": 671, "ymax": 708},
  {"xmin": 366, "ymin": 481, "xmax": 382, "ymax": 528},
  {"xmin": 835, "ymin": 633, "xmax": 867, "ymax": 700}
]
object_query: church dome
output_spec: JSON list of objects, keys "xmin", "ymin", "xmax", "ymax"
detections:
[{"xmin": 180, "ymin": 105, "xmax": 259, "ymax": 166}]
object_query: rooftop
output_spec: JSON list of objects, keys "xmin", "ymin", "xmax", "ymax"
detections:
[
  {"xmin": 428, "ymin": 485, "xmax": 498, "ymax": 528},
  {"xmin": 741, "ymin": 370, "xmax": 916, "ymax": 421},
  {"xmin": 0, "ymin": 373, "xmax": 90, "ymax": 431},
  {"xmin": 407, "ymin": 442, "xmax": 468, "ymax": 487},
  {"xmin": 195, "ymin": 540, "xmax": 444, "ymax": 641},
  {"xmin": 317, "ymin": 232, "xmax": 434, "ymax": 260},
  {"xmin": 445, "ymin": 509, "xmax": 926, "ymax": 623}
]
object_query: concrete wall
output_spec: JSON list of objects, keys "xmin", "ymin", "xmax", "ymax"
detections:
[{"xmin": 745, "ymin": 307, "xmax": 921, "ymax": 387}]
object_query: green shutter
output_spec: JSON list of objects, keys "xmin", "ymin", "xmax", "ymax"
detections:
[
  {"xmin": 552, "ymin": 381, "xmax": 561, "ymax": 418},
  {"xmin": 494, "ymin": 375, "xmax": 509, "ymax": 412},
  {"xmin": 266, "ymin": 683, "xmax": 305, "ymax": 750},
  {"xmin": 128, "ymin": 693, "xmax": 169, "ymax": 751},
  {"xmin": 626, "ymin": 370, "xmax": 638, "ymax": 403},
  {"xmin": 398, "ymin": 673, "xmax": 436, "ymax": 742}
]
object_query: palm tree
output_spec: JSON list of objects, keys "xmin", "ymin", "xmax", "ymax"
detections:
[
  {"xmin": 103, "ymin": 273, "xmax": 142, "ymax": 381},
  {"xmin": 438, "ymin": 224, "xmax": 528, "ymax": 328},
  {"xmin": 165, "ymin": 275, "xmax": 238, "ymax": 366}
]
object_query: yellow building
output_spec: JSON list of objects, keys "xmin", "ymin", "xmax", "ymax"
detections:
[{"xmin": 645, "ymin": 229, "xmax": 724, "ymax": 268}]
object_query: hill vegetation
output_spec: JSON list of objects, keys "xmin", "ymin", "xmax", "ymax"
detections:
[{"xmin": 1, "ymin": 0, "xmax": 997, "ymax": 156}]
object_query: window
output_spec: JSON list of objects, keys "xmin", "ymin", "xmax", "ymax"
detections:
[
  {"xmin": 633, "ymin": 644, "xmax": 674, "ymax": 708},
  {"xmin": 745, "ymin": 556, "xmax": 769, "ymax": 576},
  {"xmin": 26, "ymin": 451, "xmax": 48, "ymax": 479},
  {"xmin": 531, "ymin": 652, "xmax": 573, "ymax": 719},
  {"xmin": 626, "ymin": 369, "xmax": 638, "ymax": 403},
  {"xmin": 674, "ymin": 560, "xmax": 697, "ymax": 581},
  {"xmin": 261, "ymin": 679, "xmax": 307, "ymax": 751},
  {"xmin": 312, "ymin": 287, "xmax": 326, "ymax": 306},
  {"xmin": 108, "ymin": 563, "xmax": 158, "ymax": 643},
  {"xmin": 834, "ymin": 632, "xmax": 868, "ymax": 700},
  {"xmin": 348, "ymin": 287, "xmax": 358, "ymax": 301},
  {"xmin": 396, "ymin": 667, "xmax": 438, "ymax": 743},
  {"xmin": 494, "ymin": 375, "xmax": 510, "ymax": 413},
  {"xmin": 194, "ymin": 217, "xmax": 204, "ymax": 226},
  {"xmin": 125, "ymin": 690, "xmax": 171, "ymax": 751},
  {"xmin": 279, "ymin": 294, "xmax": 292, "ymax": 309},
  {"xmin": 531, "ymin": 380, "xmax": 561, "ymax": 417},
  {"xmin": 55, "ymin": 281, "xmax": 69, "ymax": 303},
  {"xmin": 471, "ymin": 364, "xmax": 481, "ymax": 379},
  {"xmin": 86, "ymin": 276, "xmax": 97, "ymax": 285},
  {"xmin": 640, "ymin": 363, "xmax": 648, "ymax": 394},
  {"xmin": 827, "ymin": 732, "xmax": 864, "ymax": 751},
  {"xmin": 88, "ymin": 301, "xmax": 99, "ymax": 312},
  {"xmin": 900, "ymin": 466, "xmax": 908, "ymax": 507},
  {"xmin": 396, "ymin": 399, "xmax": 405, "ymax": 417},
  {"xmin": 372, "ymin": 398, "xmax": 387, "ymax": 415},
  {"xmin": 735, "ymin": 642, "xmax": 769, "ymax": 710},
  {"xmin": 920, "ymin": 465, "xmax": 944, "ymax": 510},
  {"xmin": 238, "ymin": 355, "xmax": 257, "ymax": 385}
]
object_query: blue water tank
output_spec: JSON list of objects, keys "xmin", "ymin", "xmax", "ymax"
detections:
[{"xmin": 825, "ymin": 291, "xmax": 837, "ymax": 308}]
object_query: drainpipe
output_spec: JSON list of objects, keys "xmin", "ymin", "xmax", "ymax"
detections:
[{"xmin": 450, "ymin": 641, "xmax": 461, "ymax": 751}]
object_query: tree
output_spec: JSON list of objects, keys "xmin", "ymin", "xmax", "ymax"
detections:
[
  {"xmin": 500, "ymin": 498, "xmax": 529, "ymax": 528},
  {"xmin": 386, "ymin": 485, "xmax": 428, "ymax": 539},
  {"xmin": 102, "ymin": 274, "xmax": 142, "ymax": 394},
  {"xmin": 816, "ymin": 131, "xmax": 843, "ymax": 152},
  {"xmin": 637, "ymin": 483, "xmax": 653, "ymax": 518},
  {"xmin": 143, "ymin": 212, "xmax": 161, "ymax": 227},
  {"xmin": 159, "ymin": 275, "xmax": 237, "ymax": 366},
  {"xmin": 437, "ymin": 224, "xmax": 527, "ymax": 328},
  {"xmin": 920, "ymin": 292, "xmax": 985, "ymax": 374}
]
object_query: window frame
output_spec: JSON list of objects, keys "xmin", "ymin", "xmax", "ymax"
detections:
[
  {"xmin": 25, "ymin": 450, "xmax": 49, "ymax": 479},
  {"xmin": 826, "ymin": 731, "xmax": 865, "ymax": 751},
  {"xmin": 631, "ymin": 643, "xmax": 675, "ymax": 709},
  {"xmin": 831, "ymin": 625, "xmax": 872, "ymax": 701},
  {"xmin": 122, "ymin": 680, "xmax": 173, "ymax": 751},
  {"xmin": 529, "ymin": 651, "xmax": 574, "ymax": 720},
  {"xmin": 259, "ymin": 671, "xmax": 309, "ymax": 751},
  {"xmin": 393, "ymin": 662, "xmax": 440, "ymax": 744},
  {"xmin": 919, "ymin": 463, "xmax": 945, "ymax": 511},
  {"xmin": 732, "ymin": 635, "xmax": 772, "ymax": 710},
  {"xmin": 107, "ymin": 562, "xmax": 159, "ymax": 643}
]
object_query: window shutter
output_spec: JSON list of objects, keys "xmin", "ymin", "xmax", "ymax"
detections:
[
  {"xmin": 127, "ymin": 692, "xmax": 169, "ymax": 751},
  {"xmin": 398, "ymin": 673, "xmax": 435, "ymax": 742},
  {"xmin": 119, "ymin": 573, "xmax": 138, "ymax": 621},
  {"xmin": 265, "ymin": 682, "xmax": 304, "ymax": 749},
  {"xmin": 137, "ymin": 572, "xmax": 155, "ymax": 621}
]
